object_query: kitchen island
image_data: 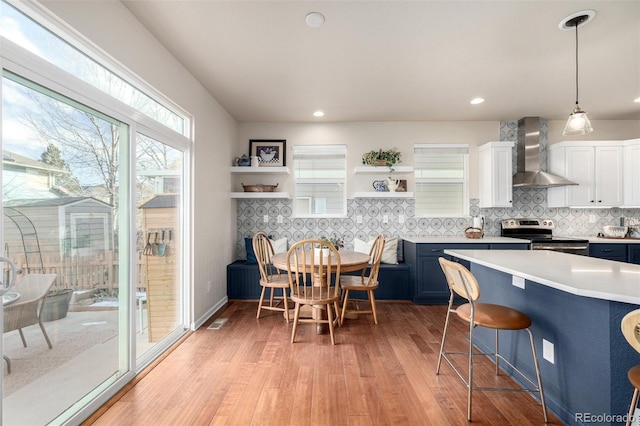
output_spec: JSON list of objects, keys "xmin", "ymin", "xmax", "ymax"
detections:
[{"xmin": 444, "ymin": 249, "xmax": 640, "ymax": 426}]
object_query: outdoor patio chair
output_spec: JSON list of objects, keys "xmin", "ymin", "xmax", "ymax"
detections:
[{"xmin": 4, "ymin": 274, "xmax": 58, "ymax": 350}]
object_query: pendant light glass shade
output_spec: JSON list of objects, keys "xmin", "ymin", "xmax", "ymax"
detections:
[
  {"xmin": 562, "ymin": 13, "xmax": 594, "ymax": 136},
  {"xmin": 563, "ymin": 104, "xmax": 593, "ymax": 135}
]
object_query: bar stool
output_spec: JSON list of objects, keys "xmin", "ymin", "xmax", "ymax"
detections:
[
  {"xmin": 621, "ymin": 309, "xmax": 640, "ymax": 426},
  {"xmin": 436, "ymin": 257, "xmax": 547, "ymax": 422}
]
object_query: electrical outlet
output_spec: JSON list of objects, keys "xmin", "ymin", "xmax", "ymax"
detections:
[
  {"xmin": 263, "ymin": 215, "xmax": 268, "ymax": 223},
  {"xmin": 207, "ymin": 280, "xmax": 212, "ymax": 293},
  {"xmin": 357, "ymin": 215, "xmax": 363, "ymax": 224},
  {"xmin": 543, "ymin": 339, "xmax": 554, "ymax": 364},
  {"xmin": 383, "ymin": 215, "xmax": 389, "ymax": 224},
  {"xmin": 589, "ymin": 214, "xmax": 596, "ymax": 223},
  {"xmin": 277, "ymin": 215, "xmax": 283, "ymax": 223},
  {"xmin": 398, "ymin": 215, "xmax": 405, "ymax": 224},
  {"xmin": 512, "ymin": 275, "xmax": 525, "ymax": 289}
]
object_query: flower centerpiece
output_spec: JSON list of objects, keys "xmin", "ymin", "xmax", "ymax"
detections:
[{"xmin": 320, "ymin": 233, "xmax": 344, "ymax": 251}]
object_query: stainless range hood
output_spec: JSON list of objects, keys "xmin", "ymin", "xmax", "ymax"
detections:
[{"xmin": 512, "ymin": 117, "xmax": 578, "ymax": 188}]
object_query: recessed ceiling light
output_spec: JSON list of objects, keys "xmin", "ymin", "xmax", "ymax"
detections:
[
  {"xmin": 306, "ymin": 12, "xmax": 325, "ymax": 28},
  {"xmin": 634, "ymin": 97, "xmax": 640, "ymax": 103},
  {"xmin": 470, "ymin": 98, "xmax": 485, "ymax": 105},
  {"xmin": 313, "ymin": 111, "xmax": 325, "ymax": 117}
]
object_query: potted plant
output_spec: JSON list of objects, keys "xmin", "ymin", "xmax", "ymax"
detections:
[
  {"xmin": 361, "ymin": 148, "xmax": 402, "ymax": 172},
  {"xmin": 320, "ymin": 234, "xmax": 345, "ymax": 251}
]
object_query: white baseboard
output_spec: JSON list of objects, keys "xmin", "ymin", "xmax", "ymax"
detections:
[{"xmin": 192, "ymin": 296, "xmax": 229, "ymax": 330}]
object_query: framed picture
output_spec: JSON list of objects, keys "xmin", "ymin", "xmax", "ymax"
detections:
[{"xmin": 249, "ymin": 139, "xmax": 286, "ymax": 167}]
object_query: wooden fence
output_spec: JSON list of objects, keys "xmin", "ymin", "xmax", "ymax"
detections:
[{"xmin": 9, "ymin": 251, "xmax": 146, "ymax": 294}]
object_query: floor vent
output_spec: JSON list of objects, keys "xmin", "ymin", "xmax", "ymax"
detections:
[{"xmin": 207, "ymin": 318, "xmax": 228, "ymax": 330}]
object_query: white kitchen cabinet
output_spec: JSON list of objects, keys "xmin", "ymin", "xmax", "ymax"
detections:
[
  {"xmin": 548, "ymin": 141, "xmax": 623, "ymax": 207},
  {"xmin": 623, "ymin": 138, "xmax": 640, "ymax": 207},
  {"xmin": 478, "ymin": 141, "xmax": 514, "ymax": 208}
]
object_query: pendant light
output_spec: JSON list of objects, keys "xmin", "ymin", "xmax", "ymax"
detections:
[{"xmin": 561, "ymin": 11, "xmax": 595, "ymax": 136}]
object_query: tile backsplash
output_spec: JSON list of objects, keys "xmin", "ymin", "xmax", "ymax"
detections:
[
  {"xmin": 235, "ymin": 197, "xmax": 639, "ymax": 259},
  {"xmin": 235, "ymin": 120, "xmax": 638, "ymax": 259}
]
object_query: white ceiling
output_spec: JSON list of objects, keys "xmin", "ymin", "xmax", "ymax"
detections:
[{"xmin": 122, "ymin": 1, "xmax": 640, "ymax": 123}]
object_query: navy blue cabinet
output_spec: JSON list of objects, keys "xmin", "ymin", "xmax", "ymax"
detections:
[
  {"xmin": 589, "ymin": 243, "xmax": 628, "ymax": 262},
  {"xmin": 404, "ymin": 241, "xmax": 528, "ymax": 304},
  {"xmin": 629, "ymin": 245, "xmax": 640, "ymax": 265}
]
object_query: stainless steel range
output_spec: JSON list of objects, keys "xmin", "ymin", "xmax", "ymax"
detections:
[{"xmin": 500, "ymin": 218, "xmax": 589, "ymax": 255}]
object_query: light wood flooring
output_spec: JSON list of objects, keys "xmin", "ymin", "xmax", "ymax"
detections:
[{"xmin": 85, "ymin": 301, "xmax": 561, "ymax": 425}]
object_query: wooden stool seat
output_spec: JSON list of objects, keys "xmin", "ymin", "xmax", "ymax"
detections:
[
  {"xmin": 629, "ymin": 365, "xmax": 640, "ymax": 389},
  {"xmin": 456, "ymin": 303, "xmax": 532, "ymax": 330}
]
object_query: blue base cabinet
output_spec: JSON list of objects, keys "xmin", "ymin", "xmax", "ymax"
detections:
[
  {"xmin": 628, "ymin": 244, "xmax": 640, "ymax": 265},
  {"xmin": 589, "ymin": 243, "xmax": 628, "ymax": 262},
  {"xmin": 403, "ymin": 241, "xmax": 528, "ymax": 304}
]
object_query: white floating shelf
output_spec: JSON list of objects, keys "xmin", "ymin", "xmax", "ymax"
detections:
[
  {"xmin": 230, "ymin": 192, "xmax": 290, "ymax": 199},
  {"xmin": 353, "ymin": 166, "xmax": 413, "ymax": 174},
  {"xmin": 353, "ymin": 192, "xmax": 414, "ymax": 199},
  {"xmin": 231, "ymin": 166, "xmax": 289, "ymax": 174}
]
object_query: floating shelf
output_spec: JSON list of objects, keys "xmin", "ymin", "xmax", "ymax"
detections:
[
  {"xmin": 353, "ymin": 166, "xmax": 413, "ymax": 174},
  {"xmin": 231, "ymin": 166, "xmax": 289, "ymax": 174},
  {"xmin": 230, "ymin": 192, "xmax": 289, "ymax": 199},
  {"xmin": 353, "ymin": 192, "xmax": 414, "ymax": 199}
]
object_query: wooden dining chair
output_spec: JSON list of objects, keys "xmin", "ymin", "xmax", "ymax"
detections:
[
  {"xmin": 436, "ymin": 257, "xmax": 547, "ymax": 422},
  {"xmin": 286, "ymin": 239, "xmax": 341, "ymax": 345},
  {"xmin": 622, "ymin": 309, "xmax": 640, "ymax": 426},
  {"xmin": 253, "ymin": 232, "xmax": 290, "ymax": 322},
  {"xmin": 340, "ymin": 234, "xmax": 385, "ymax": 325}
]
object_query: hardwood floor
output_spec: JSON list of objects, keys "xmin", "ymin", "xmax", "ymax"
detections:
[{"xmin": 86, "ymin": 301, "xmax": 561, "ymax": 425}]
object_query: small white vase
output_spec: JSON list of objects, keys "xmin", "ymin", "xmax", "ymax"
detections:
[{"xmin": 250, "ymin": 156, "xmax": 260, "ymax": 167}]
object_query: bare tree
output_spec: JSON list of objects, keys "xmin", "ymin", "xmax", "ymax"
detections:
[{"xmin": 21, "ymin": 91, "xmax": 120, "ymax": 206}]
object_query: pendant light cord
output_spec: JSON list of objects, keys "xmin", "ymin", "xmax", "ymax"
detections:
[{"xmin": 574, "ymin": 22, "xmax": 579, "ymax": 106}]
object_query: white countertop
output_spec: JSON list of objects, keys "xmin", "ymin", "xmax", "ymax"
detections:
[
  {"xmin": 586, "ymin": 237, "xmax": 640, "ymax": 244},
  {"xmin": 402, "ymin": 236, "xmax": 528, "ymax": 244},
  {"xmin": 444, "ymin": 249, "xmax": 640, "ymax": 305}
]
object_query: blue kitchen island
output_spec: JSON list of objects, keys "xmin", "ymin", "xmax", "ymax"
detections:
[{"xmin": 444, "ymin": 249, "xmax": 640, "ymax": 426}]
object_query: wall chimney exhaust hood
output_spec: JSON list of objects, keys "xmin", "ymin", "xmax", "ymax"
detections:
[{"xmin": 512, "ymin": 117, "xmax": 578, "ymax": 188}]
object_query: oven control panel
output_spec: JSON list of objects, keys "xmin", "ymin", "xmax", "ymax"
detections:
[{"xmin": 501, "ymin": 218, "xmax": 555, "ymax": 229}]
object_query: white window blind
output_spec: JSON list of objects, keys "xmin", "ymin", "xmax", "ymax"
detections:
[
  {"xmin": 414, "ymin": 144, "xmax": 469, "ymax": 217},
  {"xmin": 293, "ymin": 145, "xmax": 346, "ymax": 217}
]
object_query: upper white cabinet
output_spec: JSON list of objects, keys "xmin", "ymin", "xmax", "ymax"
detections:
[
  {"xmin": 623, "ymin": 138, "xmax": 640, "ymax": 207},
  {"xmin": 478, "ymin": 141, "xmax": 514, "ymax": 208},
  {"xmin": 548, "ymin": 141, "xmax": 623, "ymax": 208}
]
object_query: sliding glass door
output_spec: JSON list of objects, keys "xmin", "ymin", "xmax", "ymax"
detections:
[
  {"xmin": 135, "ymin": 133, "xmax": 184, "ymax": 360},
  {"xmin": 2, "ymin": 73, "xmax": 131, "ymax": 425}
]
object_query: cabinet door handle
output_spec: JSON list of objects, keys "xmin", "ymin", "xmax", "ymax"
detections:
[{"xmin": 602, "ymin": 249, "xmax": 613, "ymax": 253}]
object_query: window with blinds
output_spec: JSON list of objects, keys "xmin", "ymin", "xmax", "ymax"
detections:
[
  {"xmin": 414, "ymin": 144, "xmax": 469, "ymax": 217},
  {"xmin": 293, "ymin": 145, "xmax": 347, "ymax": 217}
]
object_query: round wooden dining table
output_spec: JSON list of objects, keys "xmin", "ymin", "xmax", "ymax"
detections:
[
  {"xmin": 271, "ymin": 250, "xmax": 370, "ymax": 334},
  {"xmin": 271, "ymin": 250, "xmax": 370, "ymax": 275}
]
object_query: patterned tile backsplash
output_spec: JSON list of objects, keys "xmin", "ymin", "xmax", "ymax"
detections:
[
  {"xmin": 235, "ymin": 197, "xmax": 640, "ymax": 259},
  {"xmin": 235, "ymin": 120, "xmax": 639, "ymax": 259}
]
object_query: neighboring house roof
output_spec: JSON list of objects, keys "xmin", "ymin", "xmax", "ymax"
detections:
[
  {"xmin": 4, "ymin": 196, "xmax": 112, "ymax": 208},
  {"xmin": 140, "ymin": 194, "xmax": 179, "ymax": 209},
  {"xmin": 2, "ymin": 150, "xmax": 66, "ymax": 174}
]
